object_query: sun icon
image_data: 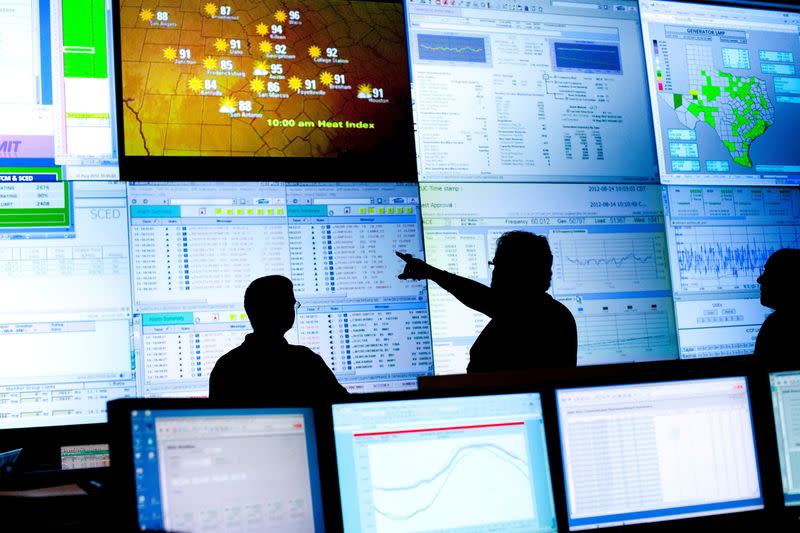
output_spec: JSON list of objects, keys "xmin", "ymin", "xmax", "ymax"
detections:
[
  {"xmin": 188, "ymin": 77, "xmax": 203, "ymax": 93},
  {"xmin": 319, "ymin": 71, "xmax": 334, "ymax": 86},
  {"xmin": 203, "ymin": 3, "xmax": 218, "ymax": 16},
  {"xmin": 139, "ymin": 8, "xmax": 154, "ymax": 22},
  {"xmin": 219, "ymin": 96, "xmax": 237, "ymax": 114},
  {"xmin": 308, "ymin": 45, "xmax": 322, "ymax": 59},
  {"xmin": 357, "ymin": 83, "xmax": 372, "ymax": 98},
  {"xmin": 163, "ymin": 46, "xmax": 177, "ymax": 61},
  {"xmin": 253, "ymin": 60, "xmax": 268, "ymax": 75},
  {"xmin": 288, "ymin": 76, "xmax": 302, "ymax": 91},
  {"xmin": 258, "ymin": 40, "xmax": 272, "ymax": 55},
  {"xmin": 214, "ymin": 38, "xmax": 229, "ymax": 52},
  {"xmin": 256, "ymin": 22, "xmax": 269, "ymax": 36},
  {"xmin": 203, "ymin": 56, "xmax": 218, "ymax": 70},
  {"xmin": 274, "ymin": 10, "xmax": 287, "ymax": 23},
  {"xmin": 249, "ymin": 78, "xmax": 266, "ymax": 93}
]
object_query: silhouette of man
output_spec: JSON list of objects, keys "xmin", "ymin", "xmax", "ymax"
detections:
[
  {"xmin": 755, "ymin": 248, "xmax": 800, "ymax": 366},
  {"xmin": 209, "ymin": 275, "xmax": 348, "ymax": 403},
  {"xmin": 397, "ymin": 231, "xmax": 577, "ymax": 372}
]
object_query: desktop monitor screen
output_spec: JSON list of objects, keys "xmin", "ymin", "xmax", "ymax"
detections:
[
  {"xmin": 769, "ymin": 371, "xmax": 800, "ymax": 506},
  {"xmin": 639, "ymin": 0, "xmax": 800, "ymax": 186},
  {"xmin": 113, "ymin": 0, "xmax": 416, "ymax": 179},
  {"xmin": 556, "ymin": 376, "xmax": 763, "ymax": 530},
  {"xmin": 332, "ymin": 392, "xmax": 557, "ymax": 532},
  {"xmin": 128, "ymin": 406, "xmax": 325, "ymax": 532}
]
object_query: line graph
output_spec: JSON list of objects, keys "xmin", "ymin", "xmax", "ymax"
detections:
[
  {"xmin": 367, "ymin": 434, "xmax": 535, "ymax": 532},
  {"xmin": 553, "ymin": 42, "xmax": 622, "ymax": 73},
  {"xmin": 550, "ymin": 232, "xmax": 671, "ymax": 294},
  {"xmin": 672, "ymin": 225, "xmax": 800, "ymax": 292},
  {"xmin": 417, "ymin": 34, "xmax": 487, "ymax": 63},
  {"xmin": 571, "ymin": 298, "xmax": 678, "ymax": 365}
]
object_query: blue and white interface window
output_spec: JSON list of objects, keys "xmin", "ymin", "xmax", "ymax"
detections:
[
  {"xmin": 406, "ymin": 0, "xmax": 658, "ymax": 183},
  {"xmin": 662, "ymin": 186, "xmax": 800, "ymax": 359},
  {"xmin": 131, "ymin": 407, "xmax": 325, "ymax": 532},
  {"xmin": 0, "ymin": 181, "xmax": 135, "ymax": 429},
  {"xmin": 421, "ymin": 182, "xmax": 678, "ymax": 374},
  {"xmin": 557, "ymin": 377, "xmax": 763, "ymax": 530},
  {"xmin": 332, "ymin": 393, "xmax": 557, "ymax": 533},
  {"xmin": 127, "ymin": 182, "xmax": 433, "ymax": 396},
  {"xmin": 769, "ymin": 371, "xmax": 800, "ymax": 506},
  {"xmin": 640, "ymin": 0, "xmax": 800, "ymax": 186},
  {"xmin": 0, "ymin": 0, "xmax": 119, "ymax": 181}
]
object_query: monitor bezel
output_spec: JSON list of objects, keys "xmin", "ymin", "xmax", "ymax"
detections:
[{"xmin": 110, "ymin": 0, "xmax": 418, "ymax": 182}]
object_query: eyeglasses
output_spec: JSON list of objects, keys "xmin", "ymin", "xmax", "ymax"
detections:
[{"xmin": 293, "ymin": 301, "xmax": 301, "ymax": 310}]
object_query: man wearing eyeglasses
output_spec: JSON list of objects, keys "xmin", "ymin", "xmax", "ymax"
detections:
[
  {"xmin": 209, "ymin": 275, "xmax": 349, "ymax": 403},
  {"xmin": 397, "ymin": 231, "xmax": 577, "ymax": 372}
]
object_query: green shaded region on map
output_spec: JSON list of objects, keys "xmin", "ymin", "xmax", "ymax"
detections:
[{"xmin": 662, "ymin": 68, "xmax": 774, "ymax": 168}]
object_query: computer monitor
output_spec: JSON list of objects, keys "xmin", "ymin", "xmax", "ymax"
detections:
[
  {"xmin": 639, "ymin": 0, "xmax": 800, "ymax": 186},
  {"xmin": 332, "ymin": 392, "xmax": 558, "ymax": 532},
  {"xmin": 556, "ymin": 376, "xmax": 763, "ymax": 530},
  {"xmin": 420, "ymin": 182, "xmax": 679, "ymax": 373},
  {"xmin": 110, "ymin": 401, "xmax": 327, "ymax": 532},
  {"xmin": 113, "ymin": 0, "xmax": 415, "ymax": 180},
  {"xmin": 662, "ymin": 185, "xmax": 799, "ymax": 359},
  {"xmin": 0, "ymin": 0, "xmax": 119, "ymax": 181},
  {"xmin": 769, "ymin": 371, "xmax": 800, "ymax": 506},
  {"xmin": 406, "ymin": 0, "xmax": 658, "ymax": 183}
]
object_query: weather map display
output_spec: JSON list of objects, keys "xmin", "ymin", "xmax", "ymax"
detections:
[
  {"xmin": 115, "ymin": 0, "xmax": 414, "ymax": 178},
  {"xmin": 640, "ymin": 0, "xmax": 800, "ymax": 186}
]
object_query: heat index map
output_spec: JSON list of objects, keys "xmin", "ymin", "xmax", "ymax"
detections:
[{"xmin": 118, "ymin": 0, "xmax": 410, "ymax": 158}]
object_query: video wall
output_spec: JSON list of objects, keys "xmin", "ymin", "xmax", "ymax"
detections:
[{"xmin": 0, "ymin": 0, "xmax": 798, "ymax": 429}]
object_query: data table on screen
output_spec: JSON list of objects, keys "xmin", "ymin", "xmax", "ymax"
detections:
[
  {"xmin": 421, "ymin": 182, "xmax": 679, "ymax": 373},
  {"xmin": 406, "ymin": 0, "xmax": 658, "ymax": 183},
  {"xmin": 0, "ymin": 181, "xmax": 135, "ymax": 429},
  {"xmin": 127, "ymin": 182, "xmax": 433, "ymax": 396},
  {"xmin": 333, "ymin": 393, "xmax": 557, "ymax": 533},
  {"xmin": 640, "ymin": 0, "xmax": 800, "ymax": 186},
  {"xmin": 769, "ymin": 372, "xmax": 800, "ymax": 506},
  {"xmin": 662, "ymin": 186, "xmax": 800, "ymax": 359},
  {"xmin": 557, "ymin": 377, "xmax": 763, "ymax": 530}
]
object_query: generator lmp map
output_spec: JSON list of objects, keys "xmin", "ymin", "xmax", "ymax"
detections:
[
  {"xmin": 641, "ymin": 1, "xmax": 800, "ymax": 186},
  {"xmin": 117, "ymin": 0, "xmax": 411, "ymax": 158}
]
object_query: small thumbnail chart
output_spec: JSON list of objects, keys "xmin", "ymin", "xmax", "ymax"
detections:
[{"xmin": 417, "ymin": 34, "xmax": 487, "ymax": 63}]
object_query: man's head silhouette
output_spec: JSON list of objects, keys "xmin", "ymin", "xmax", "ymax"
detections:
[
  {"xmin": 490, "ymin": 231, "xmax": 553, "ymax": 298},
  {"xmin": 244, "ymin": 275, "xmax": 297, "ymax": 336},
  {"xmin": 758, "ymin": 248, "xmax": 800, "ymax": 311}
]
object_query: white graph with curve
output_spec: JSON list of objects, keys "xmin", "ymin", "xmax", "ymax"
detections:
[{"xmin": 366, "ymin": 433, "xmax": 536, "ymax": 532}]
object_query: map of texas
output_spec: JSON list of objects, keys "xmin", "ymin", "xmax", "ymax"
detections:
[{"xmin": 661, "ymin": 65, "xmax": 774, "ymax": 168}]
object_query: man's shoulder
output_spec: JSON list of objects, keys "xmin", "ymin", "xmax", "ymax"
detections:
[{"xmin": 544, "ymin": 295, "xmax": 576, "ymax": 322}]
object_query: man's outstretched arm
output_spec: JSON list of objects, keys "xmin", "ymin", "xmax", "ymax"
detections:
[{"xmin": 396, "ymin": 251, "xmax": 496, "ymax": 317}]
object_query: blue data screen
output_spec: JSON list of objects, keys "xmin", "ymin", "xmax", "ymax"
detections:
[
  {"xmin": 662, "ymin": 186, "xmax": 800, "ymax": 358},
  {"xmin": 333, "ymin": 393, "xmax": 557, "ymax": 532}
]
